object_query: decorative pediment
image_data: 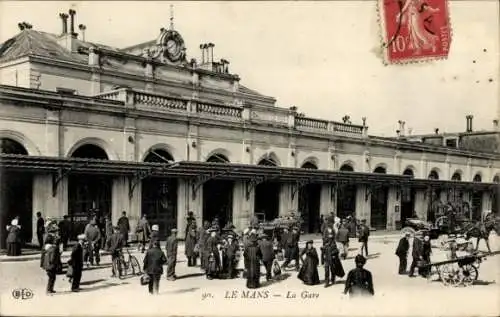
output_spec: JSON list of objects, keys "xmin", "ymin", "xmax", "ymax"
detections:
[{"xmin": 142, "ymin": 28, "xmax": 187, "ymax": 66}]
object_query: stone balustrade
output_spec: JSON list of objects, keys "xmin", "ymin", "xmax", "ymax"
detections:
[{"xmin": 95, "ymin": 88, "xmax": 366, "ymax": 136}]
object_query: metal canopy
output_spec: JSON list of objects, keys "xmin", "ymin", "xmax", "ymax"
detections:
[{"xmin": 1, "ymin": 154, "xmax": 496, "ymax": 190}]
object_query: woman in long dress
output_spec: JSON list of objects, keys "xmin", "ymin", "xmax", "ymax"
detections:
[
  {"xmin": 244, "ymin": 234, "xmax": 262, "ymax": 289},
  {"xmin": 297, "ymin": 240, "xmax": 320, "ymax": 286},
  {"xmin": 6, "ymin": 218, "xmax": 22, "ymax": 256}
]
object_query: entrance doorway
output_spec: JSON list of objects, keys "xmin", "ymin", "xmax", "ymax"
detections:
[
  {"xmin": 142, "ymin": 149, "xmax": 178, "ymax": 240},
  {"xmin": 471, "ymin": 174, "xmax": 483, "ymax": 221},
  {"xmin": 371, "ymin": 166, "xmax": 388, "ymax": 230},
  {"xmin": 298, "ymin": 162, "xmax": 321, "ymax": 233},
  {"xmin": 401, "ymin": 168, "xmax": 416, "ymax": 224},
  {"xmin": 68, "ymin": 144, "xmax": 112, "ymax": 239},
  {"xmin": 337, "ymin": 164, "xmax": 356, "ymax": 219},
  {"xmin": 1, "ymin": 138, "xmax": 32, "ymax": 248},
  {"xmin": 254, "ymin": 156, "xmax": 280, "ymax": 222},
  {"xmin": 203, "ymin": 154, "xmax": 234, "ymax": 228}
]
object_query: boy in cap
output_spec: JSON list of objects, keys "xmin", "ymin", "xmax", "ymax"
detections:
[
  {"xmin": 165, "ymin": 228, "xmax": 178, "ymax": 281},
  {"xmin": 68, "ymin": 234, "xmax": 85, "ymax": 292},
  {"xmin": 344, "ymin": 255, "xmax": 374, "ymax": 297}
]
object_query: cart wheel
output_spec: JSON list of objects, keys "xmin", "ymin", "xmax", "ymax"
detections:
[
  {"xmin": 401, "ymin": 227, "xmax": 416, "ymax": 237},
  {"xmin": 460, "ymin": 264, "xmax": 478, "ymax": 286},
  {"xmin": 441, "ymin": 264, "xmax": 460, "ymax": 287},
  {"xmin": 130, "ymin": 255, "xmax": 142, "ymax": 275}
]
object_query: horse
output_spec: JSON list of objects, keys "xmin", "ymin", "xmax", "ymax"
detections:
[{"xmin": 464, "ymin": 216, "xmax": 499, "ymax": 253}]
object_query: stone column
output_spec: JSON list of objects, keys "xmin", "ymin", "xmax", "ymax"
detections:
[
  {"xmin": 176, "ymin": 179, "xmax": 190, "ymax": 238},
  {"xmin": 32, "ymin": 174, "xmax": 68, "ymax": 243},
  {"xmin": 112, "ymin": 176, "xmax": 138, "ymax": 231},
  {"xmin": 320, "ymin": 184, "xmax": 335, "ymax": 216},
  {"xmin": 233, "ymin": 181, "xmax": 254, "ymax": 231},
  {"xmin": 482, "ymin": 191, "xmax": 492, "ymax": 213},
  {"xmin": 387, "ymin": 187, "xmax": 401, "ymax": 230},
  {"xmin": 414, "ymin": 189, "xmax": 428, "ymax": 221},
  {"xmin": 355, "ymin": 185, "xmax": 371, "ymax": 224}
]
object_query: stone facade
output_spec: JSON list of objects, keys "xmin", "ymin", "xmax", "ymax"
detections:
[{"xmin": 1, "ymin": 22, "xmax": 499, "ymax": 243}]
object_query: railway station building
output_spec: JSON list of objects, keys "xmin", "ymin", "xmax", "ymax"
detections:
[{"xmin": 1, "ymin": 11, "xmax": 499, "ymax": 245}]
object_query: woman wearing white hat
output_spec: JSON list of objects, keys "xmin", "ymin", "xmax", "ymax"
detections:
[{"xmin": 6, "ymin": 218, "xmax": 22, "ymax": 256}]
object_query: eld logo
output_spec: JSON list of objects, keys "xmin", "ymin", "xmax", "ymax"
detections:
[{"xmin": 12, "ymin": 288, "xmax": 34, "ymax": 300}]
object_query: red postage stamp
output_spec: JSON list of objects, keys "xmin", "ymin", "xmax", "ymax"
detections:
[{"xmin": 378, "ymin": 0, "xmax": 452, "ymax": 64}]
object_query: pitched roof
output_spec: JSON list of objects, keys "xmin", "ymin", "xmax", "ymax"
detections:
[{"xmin": 238, "ymin": 84, "xmax": 265, "ymax": 97}]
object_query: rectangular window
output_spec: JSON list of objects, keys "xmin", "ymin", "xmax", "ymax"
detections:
[
  {"xmin": 445, "ymin": 138, "xmax": 457, "ymax": 148},
  {"xmin": 56, "ymin": 87, "xmax": 77, "ymax": 95}
]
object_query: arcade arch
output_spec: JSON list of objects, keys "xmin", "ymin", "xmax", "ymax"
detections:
[
  {"xmin": 401, "ymin": 168, "xmax": 416, "ymax": 224},
  {"xmin": 298, "ymin": 162, "xmax": 321, "ymax": 233},
  {"xmin": 203, "ymin": 153, "xmax": 234, "ymax": 228},
  {"xmin": 0, "ymin": 138, "xmax": 32, "ymax": 248},
  {"xmin": 68, "ymin": 144, "xmax": 112, "ymax": 238},
  {"xmin": 371, "ymin": 165, "xmax": 388, "ymax": 229},
  {"xmin": 141, "ymin": 148, "xmax": 178, "ymax": 239},
  {"xmin": 337, "ymin": 163, "xmax": 356, "ymax": 219},
  {"xmin": 254, "ymin": 157, "xmax": 280, "ymax": 222}
]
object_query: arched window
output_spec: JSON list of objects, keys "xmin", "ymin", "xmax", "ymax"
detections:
[
  {"xmin": 0, "ymin": 138, "xmax": 28, "ymax": 155},
  {"xmin": 428, "ymin": 170, "xmax": 439, "ymax": 180},
  {"xmin": 451, "ymin": 172, "xmax": 461, "ymax": 181},
  {"xmin": 207, "ymin": 154, "xmax": 230, "ymax": 163},
  {"xmin": 339, "ymin": 164, "xmax": 354, "ymax": 172},
  {"xmin": 301, "ymin": 162, "xmax": 318, "ymax": 169},
  {"xmin": 71, "ymin": 144, "xmax": 108, "ymax": 160},
  {"xmin": 473, "ymin": 174, "xmax": 482, "ymax": 182},
  {"xmin": 258, "ymin": 157, "xmax": 277, "ymax": 166},
  {"xmin": 403, "ymin": 168, "xmax": 414, "ymax": 177},
  {"xmin": 373, "ymin": 166, "xmax": 387, "ymax": 174},
  {"xmin": 143, "ymin": 149, "xmax": 174, "ymax": 163}
]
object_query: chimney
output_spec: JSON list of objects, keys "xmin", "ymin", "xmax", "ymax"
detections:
[
  {"xmin": 401, "ymin": 121, "xmax": 406, "ymax": 136},
  {"xmin": 59, "ymin": 13, "xmax": 68, "ymax": 34},
  {"xmin": 68, "ymin": 9, "xmax": 77, "ymax": 37},
  {"xmin": 434, "ymin": 128, "xmax": 439, "ymax": 135},
  {"xmin": 208, "ymin": 43, "xmax": 215, "ymax": 63},
  {"xmin": 78, "ymin": 24, "xmax": 86, "ymax": 41},
  {"xmin": 494, "ymin": 119, "xmax": 499, "ymax": 130},
  {"xmin": 200, "ymin": 44, "xmax": 206, "ymax": 64},
  {"xmin": 466, "ymin": 115, "xmax": 473, "ymax": 132}
]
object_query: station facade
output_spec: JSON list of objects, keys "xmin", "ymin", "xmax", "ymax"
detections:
[{"xmin": 0, "ymin": 12, "xmax": 499, "ymax": 244}]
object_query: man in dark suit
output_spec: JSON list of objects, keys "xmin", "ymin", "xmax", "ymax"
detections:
[
  {"xmin": 58, "ymin": 215, "xmax": 71, "ymax": 249},
  {"xmin": 165, "ymin": 228, "xmax": 178, "ymax": 281},
  {"xmin": 408, "ymin": 234, "xmax": 424, "ymax": 277},
  {"xmin": 36, "ymin": 212, "xmax": 45, "ymax": 250},
  {"xmin": 358, "ymin": 219, "xmax": 370, "ymax": 257},
  {"xmin": 259, "ymin": 234, "xmax": 274, "ymax": 281},
  {"xmin": 117, "ymin": 211, "xmax": 130, "ymax": 247},
  {"xmin": 107, "ymin": 226, "xmax": 124, "ymax": 277},
  {"xmin": 143, "ymin": 240, "xmax": 167, "ymax": 295},
  {"xmin": 282, "ymin": 227, "xmax": 300, "ymax": 271},
  {"xmin": 224, "ymin": 234, "xmax": 239, "ymax": 279},
  {"xmin": 395, "ymin": 233, "xmax": 410, "ymax": 274},
  {"xmin": 69, "ymin": 234, "xmax": 85, "ymax": 292}
]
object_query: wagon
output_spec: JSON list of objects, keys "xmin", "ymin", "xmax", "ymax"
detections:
[
  {"xmin": 400, "ymin": 215, "xmax": 474, "ymax": 241},
  {"xmin": 421, "ymin": 251, "xmax": 500, "ymax": 287}
]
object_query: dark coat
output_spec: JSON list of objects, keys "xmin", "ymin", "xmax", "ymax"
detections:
[
  {"xmin": 198, "ymin": 227, "xmax": 208, "ymax": 251},
  {"xmin": 143, "ymin": 246, "xmax": 167, "ymax": 275},
  {"xmin": 336, "ymin": 227, "xmax": 349, "ymax": 243},
  {"xmin": 37, "ymin": 218, "xmax": 45, "ymax": 234},
  {"xmin": 225, "ymin": 241, "xmax": 239, "ymax": 259},
  {"xmin": 107, "ymin": 233, "xmax": 124, "ymax": 252},
  {"xmin": 58, "ymin": 219, "xmax": 70, "ymax": 237},
  {"xmin": 298, "ymin": 247, "xmax": 320, "ymax": 285},
  {"xmin": 41, "ymin": 244, "xmax": 60, "ymax": 271},
  {"xmin": 344, "ymin": 267, "xmax": 374, "ymax": 297},
  {"xmin": 244, "ymin": 242, "xmax": 262, "ymax": 288},
  {"xmin": 358, "ymin": 225, "xmax": 370, "ymax": 242},
  {"xmin": 117, "ymin": 216, "xmax": 130, "ymax": 234},
  {"xmin": 185, "ymin": 228, "xmax": 198, "ymax": 257},
  {"xmin": 165, "ymin": 235, "xmax": 178, "ymax": 258},
  {"xmin": 136, "ymin": 219, "xmax": 151, "ymax": 241},
  {"xmin": 84, "ymin": 224, "xmax": 101, "ymax": 243},
  {"xmin": 395, "ymin": 238, "xmax": 410, "ymax": 257},
  {"xmin": 69, "ymin": 243, "xmax": 84, "ymax": 270},
  {"xmin": 149, "ymin": 231, "xmax": 159, "ymax": 248},
  {"xmin": 105, "ymin": 220, "xmax": 113, "ymax": 238},
  {"xmin": 259, "ymin": 240, "xmax": 275, "ymax": 262},
  {"xmin": 6, "ymin": 225, "xmax": 21, "ymax": 244},
  {"xmin": 323, "ymin": 241, "xmax": 345, "ymax": 277},
  {"xmin": 412, "ymin": 238, "xmax": 423, "ymax": 258}
]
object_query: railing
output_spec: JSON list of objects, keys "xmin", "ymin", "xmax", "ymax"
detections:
[
  {"xmin": 134, "ymin": 91, "xmax": 188, "ymax": 111},
  {"xmin": 197, "ymin": 102, "xmax": 242, "ymax": 119},
  {"xmin": 94, "ymin": 88, "xmax": 366, "ymax": 136},
  {"xmin": 331, "ymin": 122, "xmax": 364, "ymax": 135},
  {"xmin": 296, "ymin": 117, "xmax": 328, "ymax": 130}
]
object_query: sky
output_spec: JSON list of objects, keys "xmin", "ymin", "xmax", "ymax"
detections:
[{"xmin": 0, "ymin": 1, "xmax": 498, "ymax": 136}]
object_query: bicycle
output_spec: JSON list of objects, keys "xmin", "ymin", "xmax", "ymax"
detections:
[{"xmin": 112, "ymin": 248, "xmax": 142, "ymax": 279}]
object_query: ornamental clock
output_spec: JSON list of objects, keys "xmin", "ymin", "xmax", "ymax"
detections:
[{"xmin": 158, "ymin": 29, "xmax": 186, "ymax": 64}]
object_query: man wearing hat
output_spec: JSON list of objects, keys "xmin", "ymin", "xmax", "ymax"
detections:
[
  {"xmin": 68, "ymin": 234, "xmax": 85, "ymax": 292},
  {"xmin": 408, "ymin": 232, "xmax": 424, "ymax": 277},
  {"xmin": 148, "ymin": 224, "xmax": 160, "ymax": 249},
  {"xmin": 185, "ymin": 212, "xmax": 196, "ymax": 241},
  {"xmin": 223, "ymin": 234, "xmax": 239, "ymax": 279},
  {"xmin": 282, "ymin": 226, "xmax": 300, "ymax": 271},
  {"xmin": 259, "ymin": 233, "xmax": 274, "ymax": 281},
  {"xmin": 198, "ymin": 221, "xmax": 211, "ymax": 271},
  {"xmin": 107, "ymin": 226, "xmax": 124, "ymax": 277},
  {"xmin": 205, "ymin": 228, "xmax": 221, "ymax": 279},
  {"xmin": 358, "ymin": 219, "xmax": 370, "ymax": 257},
  {"xmin": 395, "ymin": 232, "xmax": 410, "ymax": 274},
  {"xmin": 165, "ymin": 228, "xmax": 178, "ymax": 281},
  {"xmin": 344, "ymin": 255, "xmax": 374, "ymax": 297}
]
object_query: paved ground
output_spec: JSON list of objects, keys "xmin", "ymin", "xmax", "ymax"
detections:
[{"xmin": 1, "ymin": 235, "xmax": 499, "ymax": 317}]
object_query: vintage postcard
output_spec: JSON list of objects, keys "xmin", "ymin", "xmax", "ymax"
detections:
[{"xmin": 0, "ymin": 1, "xmax": 499, "ymax": 317}]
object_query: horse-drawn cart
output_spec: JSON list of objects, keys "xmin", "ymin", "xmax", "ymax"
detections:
[{"xmin": 421, "ymin": 251, "xmax": 500, "ymax": 287}]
